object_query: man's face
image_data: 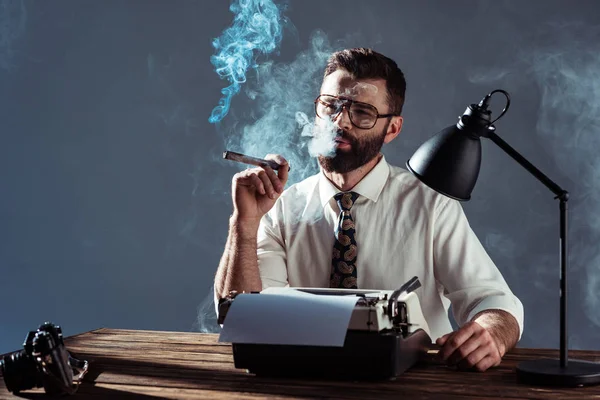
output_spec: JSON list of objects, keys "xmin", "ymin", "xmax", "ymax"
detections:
[{"xmin": 315, "ymin": 69, "xmax": 393, "ymax": 174}]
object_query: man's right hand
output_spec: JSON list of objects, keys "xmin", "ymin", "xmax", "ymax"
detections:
[{"xmin": 231, "ymin": 154, "xmax": 289, "ymax": 224}]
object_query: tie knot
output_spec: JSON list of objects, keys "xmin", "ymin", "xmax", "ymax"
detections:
[{"xmin": 334, "ymin": 192, "xmax": 359, "ymax": 212}]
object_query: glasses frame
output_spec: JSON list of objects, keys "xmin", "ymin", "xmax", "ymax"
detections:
[{"xmin": 314, "ymin": 94, "xmax": 399, "ymax": 130}]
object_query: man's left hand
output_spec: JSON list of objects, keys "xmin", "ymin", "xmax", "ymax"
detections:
[{"xmin": 436, "ymin": 321, "xmax": 503, "ymax": 372}]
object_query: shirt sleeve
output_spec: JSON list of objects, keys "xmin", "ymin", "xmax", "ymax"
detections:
[
  {"xmin": 256, "ymin": 208, "xmax": 289, "ymax": 289},
  {"xmin": 432, "ymin": 197, "xmax": 524, "ymax": 339}
]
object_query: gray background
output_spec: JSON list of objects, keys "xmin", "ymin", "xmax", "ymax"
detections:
[{"xmin": 1, "ymin": 0, "xmax": 599, "ymax": 354}]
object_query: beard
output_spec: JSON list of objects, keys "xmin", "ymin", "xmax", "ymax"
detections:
[{"xmin": 318, "ymin": 121, "xmax": 389, "ymax": 174}]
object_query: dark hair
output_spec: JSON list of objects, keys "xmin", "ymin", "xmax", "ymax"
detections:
[{"xmin": 324, "ymin": 48, "xmax": 406, "ymax": 115}]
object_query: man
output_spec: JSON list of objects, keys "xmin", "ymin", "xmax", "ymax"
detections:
[{"xmin": 214, "ymin": 48, "xmax": 523, "ymax": 372}]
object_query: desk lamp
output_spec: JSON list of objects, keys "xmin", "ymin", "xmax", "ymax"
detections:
[{"xmin": 406, "ymin": 89, "xmax": 600, "ymax": 386}]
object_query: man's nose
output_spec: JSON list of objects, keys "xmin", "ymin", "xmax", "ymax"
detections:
[{"xmin": 333, "ymin": 105, "xmax": 352, "ymax": 131}]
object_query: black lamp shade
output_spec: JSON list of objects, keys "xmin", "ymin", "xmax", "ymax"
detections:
[{"xmin": 406, "ymin": 125, "xmax": 482, "ymax": 201}]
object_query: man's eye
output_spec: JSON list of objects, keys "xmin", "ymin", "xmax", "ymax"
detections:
[
  {"xmin": 353, "ymin": 109, "xmax": 371, "ymax": 116},
  {"xmin": 321, "ymin": 103, "xmax": 338, "ymax": 113}
]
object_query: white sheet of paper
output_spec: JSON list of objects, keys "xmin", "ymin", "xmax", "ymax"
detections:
[{"xmin": 218, "ymin": 289, "xmax": 360, "ymax": 347}]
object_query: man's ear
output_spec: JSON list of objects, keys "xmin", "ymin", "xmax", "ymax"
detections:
[{"xmin": 384, "ymin": 116, "xmax": 403, "ymax": 144}]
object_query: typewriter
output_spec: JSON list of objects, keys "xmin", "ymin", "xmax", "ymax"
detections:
[{"xmin": 217, "ymin": 276, "xmax": 432, "ymax": 379}]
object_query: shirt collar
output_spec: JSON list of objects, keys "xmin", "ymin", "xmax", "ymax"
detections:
[{"xmin": 318, "ymin": 154, "xmax": 390, "ymax": 208}]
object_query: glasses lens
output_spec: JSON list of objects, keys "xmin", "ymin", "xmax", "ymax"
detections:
[
  {"xmin": 315, "ymin": 95, "xmax": 379, "ymax": 129},
  {"xmin": 349, "ymin": 103, "xmax": 378, "ymax": 129},
  {"xmin": 316, "ymin": 95, "xmax": 340, "ymax": 118}
]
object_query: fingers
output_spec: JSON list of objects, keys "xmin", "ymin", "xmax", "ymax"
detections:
[
  {"xmin": 248, "ymin": 173, "xmax": 266, "ymax": 196},
  {"xmin": 265, "ymin": 154, "xmax": 289, "ymax": 186},
  {"xmin": 463, "ymin": 347, "xmax": 501, "ymax": 372},
  {"xmin": 436, "ymin": 333, "xmax": 450, "ymax": 346},
  {"xmin": 235, "ymin": 168, "xmax": 276, "ymax": 198},
  {"xmin": 456, "ymin": 342, "xmax": 489, "ymax": 370},
  {"xmin": 437, "ymin": 323, "xmax": 477, "ymax": 361},
  {"xmin": 447, "ymin": 335, "xmax": 481, "ymax": 365},
  {"xmin": 437, "ymin": 322, "xmax": 503, "ymax": 372},
  {"xmin": 258, "ymin": 166, "xmax": 278, "ymax": 199},
  {"xmin": 233, "ymin": 153, "xmax": 288, "ymax": 200}
]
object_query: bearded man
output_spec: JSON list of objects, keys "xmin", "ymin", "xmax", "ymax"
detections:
[{"xmin": 214, "ymin": 48, "xmax": 523, "ymax": 372}]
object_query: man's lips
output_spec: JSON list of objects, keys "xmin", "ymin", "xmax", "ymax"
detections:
[{"xmin": 335, "ymin": 137, "xmax": 352, "ymax": 145}]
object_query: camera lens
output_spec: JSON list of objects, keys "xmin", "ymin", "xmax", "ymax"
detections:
[{"xmin": 1, "ymin": 351, "xmax": 43, "ymax": 393}]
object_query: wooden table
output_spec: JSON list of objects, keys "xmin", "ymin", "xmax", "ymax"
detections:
[{"xmin": 2, "ymin": 328, "xmax": 600, "ymax": 399}]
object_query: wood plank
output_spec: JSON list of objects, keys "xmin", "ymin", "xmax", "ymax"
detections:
[
  {"xmin": 66, "ymin": 344, "xmax": 234, "ymax": 363},
  {"xmin": 73, "ymin": 382, "xmax": 499, "ymax": 400},
  {"xmin": 67, "ymin": 353, "xmax": 237, "ymax": 372},
  {"xmin": 65, "ymin": 339, "xmax": 233, "ymax": 356},
  {"xmin": 69, "ymin": 330, "xmax": 227, "ymax": 346},
  {"xmin": 73, "ymin": 332, "xmax": 218, "ymax": 346},
  {"xmin": 76, "ymin": 363, "xmax": 599, "ymax": 399},
  {"xmin": 75, "ymin": 383, "xmax": 316, "ymax": 400}
]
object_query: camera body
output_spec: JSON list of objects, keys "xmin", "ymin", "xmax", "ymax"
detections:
[{"xmin": 1, "ymin": 322, "xmax": 84, "ymax": 395}]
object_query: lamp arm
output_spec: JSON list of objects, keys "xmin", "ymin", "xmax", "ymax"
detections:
[
  {"xmin": 486, "ymin": 128, "xmax": 569, "ymax": 367},
  {"xmin": 486, "ymin": 130, "xmax": 568, "ymax": 200}
]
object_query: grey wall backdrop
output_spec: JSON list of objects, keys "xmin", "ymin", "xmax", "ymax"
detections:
[{"xmin": 1, "ymin": 0, "xmax": 599, "ymax": 354}]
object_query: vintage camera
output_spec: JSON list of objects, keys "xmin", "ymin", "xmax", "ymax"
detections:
[{"xmin": 0, "ymin": 322, "xmax": 88, "ymax": 396}]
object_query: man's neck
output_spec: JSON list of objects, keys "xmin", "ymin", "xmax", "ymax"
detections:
[{"xmin": 323, "ymin": 154, "xmax": 382, "ymax": 191}]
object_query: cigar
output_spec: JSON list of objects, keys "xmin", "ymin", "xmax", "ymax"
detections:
[{"xmin": 223, "ymin": 151, "xmax": 290, "ymax": 171}]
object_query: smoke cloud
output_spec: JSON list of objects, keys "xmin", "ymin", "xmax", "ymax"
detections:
[
  {"xmin": 195, "ymin": 286, "xmax": 219, "ymax": 333},
  {"xmin": 303, "ymin": 114, "xmax": 337, "ymax": 159},
  {"xmin": 469, "ymin": 21, "xmax": 600, "ymax": 335},
  {"xmin": 209, "ymin": 0, "xmax": 288, "ymax": 124},
  {"xmin": 227, "ymin": 30, "xmax": 339, "ymax": 184},
  {"xmin": 530, "ymin": 25, "xmax": 600, "ymax": 329}
]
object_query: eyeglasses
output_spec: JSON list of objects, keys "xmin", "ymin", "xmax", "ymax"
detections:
[{"xmin": 314, "ymin": 94, "xmax": 398, "ymax": 130}]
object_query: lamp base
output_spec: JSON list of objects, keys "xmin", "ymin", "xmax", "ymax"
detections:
[{"xmin": 516, "ymin": 358, "xmax": 600, "ymax": 387}]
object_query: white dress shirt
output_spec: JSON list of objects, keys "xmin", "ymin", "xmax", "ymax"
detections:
[{"xmin": 256, "ymin": 155, "xmax": 524, "ymax": 340}]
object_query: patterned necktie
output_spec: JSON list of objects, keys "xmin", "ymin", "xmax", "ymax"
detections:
[{"xmin": 330, "ymin": 192, "xmax": 359, "ymax": 289}]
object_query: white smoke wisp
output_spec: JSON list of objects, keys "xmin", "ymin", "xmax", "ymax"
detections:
[
  {"xmin": 209, "ymin": 0, "xmax": 287, "ymax": 124},
  {"xmin": 467, "ymin": 22, "xmax": 600, "ymax": 333},
  {"xmin": 226, "ymin": 30, "xmax": 339, "ymax": 184},
  {"xmin": 468, "ymin": 68, "xmax": 513, "ymax": 85},
  {"xmin": 485, "ymin": 231, "xmax": 519, "ymax": 259},
  {"xmin": 297, "ymin": 112, "xmax": 336, "ymax": 158},
  {"xmin": 527, "ymin": 25, "xmax": 600, "ymax": 328},
  {"xmin": 345, "ymin": 82, "xmax": 379, "ymax": 97},
  {"xmin": 194, "ymin": 286, "xmax": 220, "ymax": 333}
]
